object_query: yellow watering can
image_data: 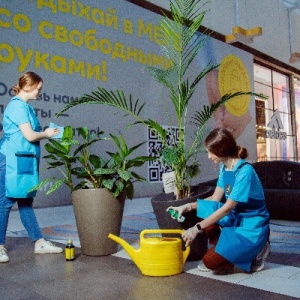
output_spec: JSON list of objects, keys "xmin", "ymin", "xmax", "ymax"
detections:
[{"xmin": 108, "ymin": 229, "xmax": 190, "ymax": 277}]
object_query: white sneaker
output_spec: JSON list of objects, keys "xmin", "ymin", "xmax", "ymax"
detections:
[
  {"xmin": 250, "ymin": 241, "xmax": 271, "ymax": 272},
  {"xmin": 0, "ymin": 248, "xmax": 9, "ymax": 263},
  {"xmin": 34, "ymin": 240, "xmax": 63, "ymax": 254},
  {"xmin": 197, "ymin": 261, "xmax": 212, "ymax": 272},
  {"xmin": 198, "ymin": 260, "xmax": 234, "ymax": 275}
]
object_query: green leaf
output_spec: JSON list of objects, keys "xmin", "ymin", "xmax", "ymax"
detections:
[
  {"xmin": 76, "ymin": 126, "xmax": 89, "ymax": 140},
  {"xmin": 44, "ymin": 141, "xmax": 68, "ymax": 155},
  {"xmin": 118, "ymin": 170, "xmax": 132, "ymax": 181},
  {"xmin": 45, "ymin": 179, "xmax": 65, "ymax": 195},
  {"xmin": 102, "ymin": 179, "xmax": 114, "ymax": 190},
  {"xmin": 94, "ymin": 168, "xmax": 116, "ymax": 175},
  {"xmin": 28, "ymin": 178, "xmax": 53, "ymax": 192},
  {"xmin": 47, "ymin": 161, "xmax": 65, "ymax": 168},
  {"xmin": 89, "ymin": 155, "xmax": 102, "ymax": 168},
  {"xmin": 130, "ymin": 171, "xmax": 147, "ymax": 182},
  {"xmin": 125, "ymin": 181, "xmax": 134, "ymax": 199},
  {"xmin": 62, "ymin": 126, "xmax": 74, "ymax": 140}
]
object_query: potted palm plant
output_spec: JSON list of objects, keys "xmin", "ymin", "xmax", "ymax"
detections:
[
  {"xmin": 55, "ymin": 0, "xmax": 265, "ymax": 259},
  {"xmin": 32, "ymin": 126, "xmax": 152, "ymax": 256},
  {"xmin": 56, "ymin": 0, "xmax": 261, "ymax": 199}
]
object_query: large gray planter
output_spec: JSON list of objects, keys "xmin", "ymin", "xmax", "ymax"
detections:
[
  {"xmin": 151, "ymin": 185, "xmax": 213, "ymax": 261},
  {"xmin": 72, "ymin": 188, "xmax": 126, "ymax": 256}
]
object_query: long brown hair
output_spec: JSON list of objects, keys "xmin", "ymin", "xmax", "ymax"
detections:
[
  {"xmin": 204, "ymin": 128, "xmax": 248, "ymax": 159},
  {"xmin": 12, "ymin": 71, "xmax": 43, "ymax": 95}
]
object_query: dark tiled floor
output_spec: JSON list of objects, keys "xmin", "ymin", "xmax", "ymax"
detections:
[
  {"xmin": 1, "ymin": 237, "xmax": 296, "ymax": 300},
  {"xmin": 2, "ymin": 199, "xmax": 300, "ymax": 299}
]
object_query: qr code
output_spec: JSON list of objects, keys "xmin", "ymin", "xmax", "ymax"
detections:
[{"xmin": 148, "ymin": 126, "xmax": 181, "ymax": 182}]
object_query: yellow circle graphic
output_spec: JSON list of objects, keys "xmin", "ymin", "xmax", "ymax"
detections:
[{"xmin": 218, "ymin": 54, "xmax": 251, "ymax": 117}]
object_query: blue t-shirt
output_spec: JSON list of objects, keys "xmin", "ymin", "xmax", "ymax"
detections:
[
  {"xmin": 216, "ymin": 159, "xmax": 265, "ymax": 202},
  {"xmin": 0, "ymin": 97, "xmax": 41, "ymax": 159}
]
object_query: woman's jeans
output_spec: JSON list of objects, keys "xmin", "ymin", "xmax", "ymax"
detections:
[{"xmin": 0, "ymin": 152, "xmax": 43, "ymax": 245}]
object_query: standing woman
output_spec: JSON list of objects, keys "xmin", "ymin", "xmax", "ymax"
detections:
[
  {"xmin": 168, "ymin": 128, "xmax": 270, "ymax": 273},
  {"xmin": 0, "ymin": 71, "xmax": 63, "ymax": 263}
]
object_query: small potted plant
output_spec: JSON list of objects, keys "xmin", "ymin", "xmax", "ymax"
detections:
[{"xmin": 32, "ymin": 126, "xmax": 153, "ymax": 256}]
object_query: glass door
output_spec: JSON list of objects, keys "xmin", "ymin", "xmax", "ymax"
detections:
[{"xmin": 254, "ymin": 64, "xmax": 296, "ymax": 161}]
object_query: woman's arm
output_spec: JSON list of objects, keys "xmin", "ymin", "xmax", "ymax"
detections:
[
  {"xmin": 19, "ymin": 123, "xmax": 59, "ymax": 141},
  {"xmin": 199, "ymin": 198, "xmax": 237, "ymax": 229},
  {"xmin": 187, "ymin": 186, "xmax": 224, "ymax": 211},
  {"xmin": 182, "ymin": 198, "xmax": 237, "ymax": 246},
  {"xmin": 205, "ymin": 186, "xmax": 224, "ymax": 202}
]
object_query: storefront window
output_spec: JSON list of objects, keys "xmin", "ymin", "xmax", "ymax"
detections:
[{"xmin": 254, "ymin": 64, "xmax": 296, "ymax": 161}]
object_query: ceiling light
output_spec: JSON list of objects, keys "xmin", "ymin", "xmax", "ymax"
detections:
[
  {"xmin": 225, "ymin": 26, "xmax": 262, "ymax": 44},
  {"xmin": 289, "ymin": 52, "xmax": 300, "ymax": 63}
]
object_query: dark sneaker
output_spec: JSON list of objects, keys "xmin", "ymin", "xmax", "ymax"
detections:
[{"xmin": 250, "ymin": 241, "xmax": 271, "ymax": 272}]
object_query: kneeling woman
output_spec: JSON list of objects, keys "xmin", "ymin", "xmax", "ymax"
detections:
[{"xmin": 169, "ymin": 128, "xmax": 270, "ymax": 273}]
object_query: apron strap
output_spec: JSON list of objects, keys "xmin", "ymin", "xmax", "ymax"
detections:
[{"xmin": 234, "ymin": 162, "xmax": 249, "ymax": 176}]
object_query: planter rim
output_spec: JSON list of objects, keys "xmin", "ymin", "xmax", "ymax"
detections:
[
  {"xmin": 72, "ymin": 188, "xmax": 126, "ymax": 200},
  {"xmin": 151, "ymin": 185, "xmax": 213, "ymax": 202},
  {"xmin": 72, "ymin": 187, "xmax": 111, "ymax": 193}
]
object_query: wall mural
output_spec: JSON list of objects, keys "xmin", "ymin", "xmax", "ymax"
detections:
[{"xmin": 0, "ymin": 0, "xmax": 257, "ymax": 199}]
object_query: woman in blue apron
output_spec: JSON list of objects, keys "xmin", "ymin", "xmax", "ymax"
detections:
[
  {"xmin": 168, "ymin": 128, "xmax": 270, "ymax": 273},
  {"xmin": 0, "ymin": 71, "xmax": 63, "ymax": 263}
]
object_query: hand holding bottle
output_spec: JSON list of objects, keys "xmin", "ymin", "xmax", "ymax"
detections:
[{"xmin": 166, "ymin": 203, "xmax": 193, "ymax": 222}]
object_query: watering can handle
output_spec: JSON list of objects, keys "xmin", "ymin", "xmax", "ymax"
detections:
[{"xmin": 140, "ymin": 229, "xmax": 184, "ymax": 239}]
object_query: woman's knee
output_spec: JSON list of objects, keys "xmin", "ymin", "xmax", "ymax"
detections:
[
  {"xmin": 203, "ymin": 248, "xmax": 231, "ymax": 270},
  {"xmin": 203, "ymin": 250, "xmax": 216, "ymax": 269}
]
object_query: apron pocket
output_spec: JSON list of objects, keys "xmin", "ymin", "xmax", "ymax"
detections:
[
  {"xmin": 5, "ymin": 152, "xmax": 39, "ymax": 198},
  {"xmin": 15, "ymin": 152, "xmax": 36, "ymax": 175}
]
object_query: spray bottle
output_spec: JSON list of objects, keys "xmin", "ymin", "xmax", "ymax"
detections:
[{"xmin": 167, "ymin": 208, "xmax": 185, "ymax": 222}]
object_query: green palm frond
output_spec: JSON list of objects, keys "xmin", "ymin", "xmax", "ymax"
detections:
[
  {"xmin": 192, "ymin": 91, "xmax": 265, "ymax": 127},
  {"xmin": 147, "ymin": 67, "xmax": 176, "ymax": 93},
  {"xmin": 182, "ymin": 34, "xmax": 207, "ymax": 75},
  {"xmin": 57, "ymin": 88, "xmax": 145, "ymax": 120},
  {"xmin": 190, "ymin": 62, "xmax": 219, "ymax": 92},
  {"xmin": 161, "ymin": 0, "xmax": 209, "ymax": 76}
]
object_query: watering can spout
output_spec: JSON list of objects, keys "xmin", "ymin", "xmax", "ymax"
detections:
[{"xmin": 108, "ymin": 233, "xmax": 142, "ymax": 271}]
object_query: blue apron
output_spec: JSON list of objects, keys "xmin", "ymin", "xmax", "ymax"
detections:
[
  {"xmin": 197, "ymin": 162, "xmax": 270, "ymax": 272},
  {"xmin": 0, "ymin": 98, "xmax": 40, "ymax": 198}
]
